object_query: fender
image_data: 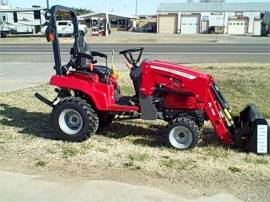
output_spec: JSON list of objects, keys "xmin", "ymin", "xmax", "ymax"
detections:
[{"xmin": 50, "ymin": 74, "xmax": 115, "ymax": 110}]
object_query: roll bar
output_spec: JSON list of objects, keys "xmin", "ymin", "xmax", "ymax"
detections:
[{"xmin": 45, "ymin": 5, "xmax": 80, "ymax": 76}]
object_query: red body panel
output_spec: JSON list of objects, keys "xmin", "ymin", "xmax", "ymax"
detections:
[
  {"xmin": 50, "ymin": 60, "xmax": 232, "ymax": 144},
  {"xmin": 139, "ymin": 60, "xmax": 232, "ymax": 144},
  {"xmin": 50, "ymin": 72, "xmax": 139, "ymax": 112},
  {"xmin": 140, "ymin": 60, "xmax": 211, "ymax": 107}
]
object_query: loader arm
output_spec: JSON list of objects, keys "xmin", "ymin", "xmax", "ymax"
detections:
[
  {"xmin": 204, "ymin": 82, "xmax": 269, "ymax": 153},
  {"xmin": 141, "ymin": 60, "xmax": 269, "ymax": 153},
  {"xmin": 204, "ymin": 83, "xmax": 233, "ymax": 145}
]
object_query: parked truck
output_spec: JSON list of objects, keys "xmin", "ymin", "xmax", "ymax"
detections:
[
  {"xmin": 261, "ymin": 11, "xmax": 270, "ymax": 36},
  {"xmin": 41, "ymin": 20, "xmax": 87, "ymax": 36}
]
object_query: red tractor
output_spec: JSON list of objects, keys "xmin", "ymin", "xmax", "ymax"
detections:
[{"xmin": 36, "ymin": 6, "xmax": 269, "ymax": 154}]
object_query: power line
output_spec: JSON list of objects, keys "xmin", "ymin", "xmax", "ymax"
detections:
[{"xmin": 105, "ymin": 0, "xmax": 109, "ymax": 36}]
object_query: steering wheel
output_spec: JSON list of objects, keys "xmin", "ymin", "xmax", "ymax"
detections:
[{"xmin": 119, "ymin": 47, "xmax": 144, "ymax": 68}]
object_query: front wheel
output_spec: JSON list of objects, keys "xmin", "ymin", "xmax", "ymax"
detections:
[
  {"xmin": 52, "ymin": 97, "xmax": 99, "ymax": 142},
  {"xmin": 166, "ymin": 117, "xmax": 199, "ymax": 150}
]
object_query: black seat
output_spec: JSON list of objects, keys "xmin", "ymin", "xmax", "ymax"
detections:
[
  {"xmin": 75, "ymin": 32, "xmax": 92, "ymax": 66},
  {"xmin": 72, "ymin": 32, "xmax": 112, "ymax": 82}
]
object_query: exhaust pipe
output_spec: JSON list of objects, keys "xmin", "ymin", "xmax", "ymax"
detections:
[{"xmin": 232, "ymin": 104, "xmax": 269, "ymax": 154}]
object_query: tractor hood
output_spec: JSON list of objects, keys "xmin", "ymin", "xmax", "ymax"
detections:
[{"xmin": 148, "ymin": 60, "xmax": 210, "ymax": 81}]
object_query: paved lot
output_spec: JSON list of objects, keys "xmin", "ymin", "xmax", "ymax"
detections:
[
  {"xmin": 0, "ymin": 43, "xmax": 269, "ymax": 92},
  {"xmin": 1, "ymin": 43, "xmax": 270, "ymax": 63},
  {"xmin": 2, "ymin": 43, "xmax": 270, "ymax": 54},
  {"xmin": 0, "ymin": 171, "xmax": 242, "ymax": 202},
  {"xmin": 0, "ymin": 62, "xmax": 54, "ymax": 92},
  {"xmin": 1, "ymin": 32, "xmax": 269, "ymax": 44}
]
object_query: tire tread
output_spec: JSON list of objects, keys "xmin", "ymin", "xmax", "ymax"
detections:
[
  {"xmin": 52, "ymin": 96, "xmax": 99, "ymax": 142},
  {"xmin": 167, "ymin": 117, "xmax": 199, "ymax": 150}
]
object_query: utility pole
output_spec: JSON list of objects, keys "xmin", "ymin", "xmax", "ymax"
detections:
[
  {"xmin": 105, "ymin": 0, "xmax": 109, "ymax": 36},
  {"xmin": 1, "ymin": 0, "xmax": 8, "ymax": 5},
  {"xmin": 46, "ymin": 0, "xmax": 49, "ymax": 9},
  {"xmin": 135, "ymin": 0, "xmax": 137, "ymax": 16}
]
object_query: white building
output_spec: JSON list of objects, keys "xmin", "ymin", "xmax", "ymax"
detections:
[
  {"xmin": 157, "ymin": 2, "xmax": 270, "ymax": 35},
  {"xmin": 79, "ymin": 12, "xmax": 135, "ymax": 32}
]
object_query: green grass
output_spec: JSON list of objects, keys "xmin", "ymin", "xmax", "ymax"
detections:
[
  {"xmin": 62, "ymin": 145, "xmax": 79, "ymax": 158},
  {"xmin": 162, "ymin": 159, "xmax": 197, "ymax": 170},
  {"xmin": 204, "ymin": 146, "xmax": 230, "ymax": 159},
  {"xmin": 244, "ymin": 155, "xmax": 269, "ymax": 165},
  {"xmin": 193, "ymin": 64, "xmax": 270, "ymax": 117},
  {"xmin": 35, "ymin": 160, "xmax": 47, "ymax": 167},
  {"xmin": 128, "ymin": 152, "xmax": 150, "ymax": 162},
  {"xmin": 0, "ymin": 63, "xmax": 270, "ymax": 202},
  {"xmin": 228, "ymin": 166, "xmax": 241, "ymax": 173}
]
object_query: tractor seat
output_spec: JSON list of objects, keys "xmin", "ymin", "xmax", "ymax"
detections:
[{"xmin": 73, "ymin": 32, "xmax": 112, "ymax": 82}]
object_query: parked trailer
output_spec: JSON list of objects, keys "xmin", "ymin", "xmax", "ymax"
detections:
[{"xmin": 0, "ymin": 7, "xmax": 46, "ymax": 37}]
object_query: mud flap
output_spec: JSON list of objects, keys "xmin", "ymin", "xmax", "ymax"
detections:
[{"xmin": 233, "ymin": 104, "xmax": 269, "ymax": 154}]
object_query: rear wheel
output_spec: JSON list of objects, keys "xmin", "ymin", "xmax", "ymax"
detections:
[
  {"xmin": 166, "ymin": 117, "xmax": 199, "ymax": 150},
  {"xmin": 52, "ymin": 97, "xmax": 99, "ymax": 141}
]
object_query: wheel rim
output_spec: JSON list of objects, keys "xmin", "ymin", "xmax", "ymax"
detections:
[
  {"xmin": 59, "ymin": 109, "xmax": 83, "ymax": 135},
  {"xmin": 169, "ymin": 126, "xmax": 193, "ymax": 149}
]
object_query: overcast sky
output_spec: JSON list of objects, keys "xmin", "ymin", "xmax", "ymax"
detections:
[{"xmin": 7, "ymin": 0, "xmax": 270, "ymax": 15}]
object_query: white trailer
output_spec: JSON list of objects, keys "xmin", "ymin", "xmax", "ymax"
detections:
[{"xmin": 0, "ymin": 7, "xmax": 46, "ymax": 37}]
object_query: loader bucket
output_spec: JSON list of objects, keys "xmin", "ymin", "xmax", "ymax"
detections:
[{"xmin": 233, "ymin": 104, "xmax": 269, "ymax": 154}]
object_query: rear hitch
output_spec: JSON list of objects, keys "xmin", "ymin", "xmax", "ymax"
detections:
[
  {"xmin": 232, "ymin": 104, "xmax": 269, "ymax": 154},
  {"xmin": 35, "ymin": 92, "xmax": 54, "ymax": 107}
]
